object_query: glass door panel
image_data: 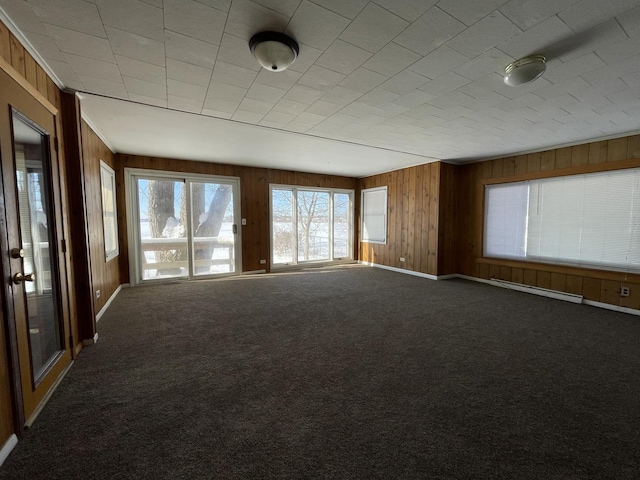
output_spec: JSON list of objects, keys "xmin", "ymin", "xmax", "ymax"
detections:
[
  {"xmin": 137, "ymin": 178, "xmax": 187, "ymax": 280},
  {"xmin": 333, "ymin": 192, "xmax": 351, "ymax": 259},
  {"xmin": 191, "ymin": 181, "xmax": 235, "ymax": 276},
  {"xmin": 272, "ymin": 189, "xmax": 295, "ymax": 265},
  {"xmin": 12, "ymin": 112, "xmax": 63, "ymax": 381},
  {"xmin": 297, "ymin": 191, "xmax": 330, "ymax": 262}
]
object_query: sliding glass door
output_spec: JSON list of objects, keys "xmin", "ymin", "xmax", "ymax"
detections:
[
  {"xmin": 271, "ymin": 185, "xmax": 353, "ymax": 267},
  {"xmin": 130, "ymin": 172, "xmax": 240, "ymax": 282}
]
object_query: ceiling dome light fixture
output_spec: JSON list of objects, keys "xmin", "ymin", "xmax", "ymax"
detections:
[
  {"xmin": 503, "ymin": 55, "xmax": 547, "ymax": 87},
  {"xmin": 249, "ymin": 31, "xmax": 299, "ymax": 72}
]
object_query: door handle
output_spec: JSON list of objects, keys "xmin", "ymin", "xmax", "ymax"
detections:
[
  {"xmin": 13, "ymin": 272, "xmax": 35, "ymax": 284},
  {"xmin": 233, "ymin": 224, "xmax": 237, "ymax": 234}
]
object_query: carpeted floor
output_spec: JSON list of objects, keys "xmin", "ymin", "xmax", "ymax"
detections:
[{"xmin": 1, "ymin": 264, "xmax": 639, "ymax": 479}]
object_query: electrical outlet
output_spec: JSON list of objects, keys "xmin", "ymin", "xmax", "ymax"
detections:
[
  {"xmin": 260, "ymin": 259, "xmax": 266, "ymax": 264},
  {"xmin": 95, "ymin": 289, "xmax": 101, "ymax": 299},
  {"xmin": 621, "ymin": 287, "xmax": 630, "ymax": 297},
  {"xmin": 241, "ymin": 218, "xmax": 247, "ymax": 225},
  {"xmin": 399, "ymin": 257, "xmax": 405, "ymax": 262}
]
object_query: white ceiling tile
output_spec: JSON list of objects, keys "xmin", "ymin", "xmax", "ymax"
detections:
[
  {"xmin": 246, "ymin": 83, "xmax": 288, "ymax": 102},
  {"xmin": 105, "ymin": 26, "xmax": 166, "ymax": 66},
  {"xmin": 255, "ymin": 68, "xmax": 302, "ymax": 89},
  {"xmin": 202, "ymin": 97, "xmax": 241, "ymax": 113},
  {"xmin": 293, "ymin": 111, "xmax": 327, "ymax": 125},
  {"xmin": 403, "ymin": 103, "xmax": 446, "ymax": 120},
  {"xmin": 544, "ymin": 53, "xmax": 606, "ymax": 82},
  {"xmin": 454, "ymin": 49, "xmax": 514, "ymax": 81},
  {"xmin": 409, "ymin": 45, "xmax": 469, "ymax": 79},
  {"xmin": 123, "ymin": 76, "xmax": 167, "ymax": 99},
  {"xmin": 211, "ymin": 62, "xmax": 259, "ymax": 88},
  {"xmin": 262, "ymin": 110, "xmax": 297, "ymax": 124},
  {"xmin": 164, "ymin": 0, "xmax": 227, "ymax": 45},
  {"xmin": 238, "ymin": 97, "xmax": 275, "ymax": 114},
  {"xmin": 233, "ymin": 110, "xmax": 266, "ymax": 122},
  {"xmin": 499, "ymin": 0, "xmax": 579, "ymax": 30},
  {"xmin": 286, "ymin": 1, "xmax": 350, "ymax": 50},
  {"xmin": 288, "ymin": 44, "xmax": 323, "ymax": 73},
  {"xmin": 448, "ymin": 12, "xmax": 522, "ymax": 58},
  {"xmin": 206, "ymin": 81, "xmax": 248, "ymax": 102},
  {"xmin": 617, "ymin": 5, "xmax": 640, "ymax": 37},
  {"xmin": 96, "ymin": 0, "xmax": 164, "ymax": 42},
  {"xmin": 353, "ymin": 114, "xmax": 386, "ymax": 127},
  {"xmin": 225, "ymin": 0, "xmax": 289, "ymax": 40},
  {"xmin": 43, "ymin": 59, "xmax": 79, "ymax": 81},
  {"xmin": 558, "ymin": 0, "xmax": 640, "ymax": 32},
  {"xmin": 168, "ymin": 79, "xmax": 208, "ymax": 101},
  {"xmin": 553, "ymin": 19, "xmax": 628, "ymax": 63},
  {"xmin": 77, "ymin": 75, "xmax": 129, "ymax": 98},
  {"xmin": 304, "ymin": 100, "xmax": 343, "ymax": 116},
  {"xmin": 194, "ymin": 0, "xmax": 231, "ymax": 12},
  {"xmin": 167, "ymin": 58, "xmax": 213, "ymax": 87},
  {"xmin": 24, "ymin": 31, "xmax": 67, "ymax": 62},
  {"xmin": 339, "ymin": 68, "xmax": 388, "ymax": 92},
  {"xmin": 59, "ymin": 78, "xmax": 84, "ymax": 91},
  {"xmin": 392, "ymin": 90, "xmax": 436, "ymax": 108},
  {"xmin": 320, "ymin": 86, "xmax": 364, "ymax": 105},
  {"xmin": 427, "ymin": 90, "xmax": 475, "ymax": 109},
  {"xmin": 273, "ymin": 98, "xmax": 309, "ymax": 114},
  {"xmin": 139, "ymin": 0, "xmax": 163, "ymax": 9},
  {"xmin": 0, "ymin": 0, "xmax": 49, "ymax": 35},
  {"xmin": 362, "ymin": 43, "xmax": 421, "ymax": 78},
  {"xmin": 461, "ymin": 91, "xmax": 509, "ymax": 111},
  {"xmin": 283, "ymin": 84, "xmax": 325, "ymax": 103},
  {"xmin": 315, "ymin": 40, "xmax": 372, "ymax": 75},
  {"xmin": 44, "ymin": 24, "xmax": 115, "ymax": 63},
  {"xmin": 458, "ymin": 73, "xmax": 504, "ymax": 97},
  {"xmin": 497, "ymin": 16, "xmax": 574, "ymax": 60},
  {"xmin": 339, "ymin": 3, "xmax": 409, "ymax": 54},
  {"xmin": 322, "ymin": 113, "xmax": 358, "ymax": 125},
  {"xmin": 28, "ymin": 0, "xmax": 107, "ymax": 37},
  {"xmin": 371, "ymin": 0, "xmax": 438, "ymax": 22},
  {"xmin": 338, "ymin": 101, "xmax": 378, "ymax": 116},
  {"xmin": 437, "ymin": 0, "xmax": 510, "ymax": 27},
  {"xmin": 165, "ymin": 30, "xmax": 219, "ymax": 69},
  {"xmin": 307, "ymin": 0, "xmax": 368, "ymax": 20},
  {"xmin": 64, "ymin": 53, "xmax": 121, "ymax": 82},
  {"xmin": 298, "ymin": 66, "xmax": 346, "ymax": 90},
  {"xmin": 394, "ymin": 7, "xmax": 466, "ymax": 55},
  {"xmin": 358, "ymin": 88, "xmax": 400, "ymax": 107},
  {"xmin": 379, "ymin": 70, "xmax": 430, "ymax": 95},
  {"xmin": 168, "ymin": 95, "xmax": 203, "ymax": 113},
  {"xmin": 250, "ymin": 0, "xmax": 301, "ymax": 16},
  {"xmin": 593, "ymin": 31, "xmax": 640, "ymax": 65},
  {"xmin": 116, "ymin": 55, "xmax": 166, "ymax": 85},
  {"xmin": 129, "ymin": 93, "xmax": 168, "ymax": 107}
]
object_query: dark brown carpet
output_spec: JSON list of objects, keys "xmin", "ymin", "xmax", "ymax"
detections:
[{"xmin": 1, "ymin": 265, "xmax": 639, "ymax": 479}]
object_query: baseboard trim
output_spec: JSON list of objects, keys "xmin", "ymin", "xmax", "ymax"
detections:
[
  {"xmin": 25, "ymin": 360, "xmax": 74, "ymax": 428},
  {"xmin": 82, "ymin": 333, "xmax": 99, "ymax": 346},
  {"xmin": 242, "ymin": 269, "xmax": 266, "ymax": 275},
  {"xmin": 0, "ymin": 434, "xmax": 17, "ymax": 466},
  {"xmin": 96, "ymin": 284, "xmax": 124, "ymax": 322},
  {"xmin": 456, "ymin": 275, "xmax": 584, "ymax": 304},
  {"xmin": 359, "ymin": 261, "xmax": 448, "ymax": 280},
  {"xmin": 583, "ymin": 300, "xmax": 640, "ymax": 316}
]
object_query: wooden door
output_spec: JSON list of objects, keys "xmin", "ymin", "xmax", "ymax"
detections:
[{"xmin": 0, "ymin": 67, "xmax": 72, "ymax": 426}]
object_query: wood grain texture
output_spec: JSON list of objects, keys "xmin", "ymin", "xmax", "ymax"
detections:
[{"xmin": 458, "ymin": 135, "xmax": 640, "ymax": 310}]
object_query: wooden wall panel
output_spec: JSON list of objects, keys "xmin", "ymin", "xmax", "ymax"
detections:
[
  {"xmin": 118, "ymin": 154, "xmax": 357, "ymax": 275},
  {"xmin": 458, "ymin": 135, "xmax": 640, "ymax": 311},
  {"xmin": 81, "ymin": 121, "xmax": 120, "ymax": 315}
]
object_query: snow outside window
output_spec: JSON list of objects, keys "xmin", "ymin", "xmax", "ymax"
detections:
[{"xmin": 484, "ymin": 168, "xmax": 640, "ymax": 272}]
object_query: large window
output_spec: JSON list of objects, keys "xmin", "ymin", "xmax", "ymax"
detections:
[
  {"xmin": 484, "ymin": 168, "xmax": 640, "ymax": 272},
  {"xmin": 361, "ymin": 186, "xmax": 387, "ymax": 244},
  {"xmin": 270, "ymin": 185, "xmax": 353, "ymax": 266}
]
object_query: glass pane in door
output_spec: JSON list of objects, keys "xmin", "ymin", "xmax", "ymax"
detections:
[
  {"xmin": 297, "ymin": 191, "xmax": 330, "ymax": 262},
  {"xmin": 12, "ymin": 112, "xmax": 62, "ymax": 380},
  {"xmin": 137, "ymin": 178, "xmax": 187, "ymax": 280},
  {"xmin": 272, "ymin": 189, "xmax": 294, "ymax": 264},
  {"xmin": 191, "ymin": 182, "xmax": 235, "ymax": 276},
  {"xmin": 333, "ymin": 193, "xmax": 351, "ymax": 259}
]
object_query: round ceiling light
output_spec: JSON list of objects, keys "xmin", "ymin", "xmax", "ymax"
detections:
[
  {"xmin": 249, "ymin": 31, "xmax": 299, "ymax": 72},
  {"xmin": 503, "ymin": 55, "xmax": 547, "ymax": 87}
]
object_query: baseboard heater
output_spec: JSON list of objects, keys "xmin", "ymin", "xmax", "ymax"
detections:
[{"xmin": 487, "ymin": 278, "xmax": 583, "ymax": 304}]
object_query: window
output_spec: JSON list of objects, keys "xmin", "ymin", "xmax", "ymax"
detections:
[
  {"xmin": 361, "ymin": 186, "xmax": 387, "ymax": 244},
  {"xmin": 100, "ymin": 160, "xmax": 119, "ymax": 262},
  {"xmin": 270, "ymin": 185, "xmax": 353, "ymax": 266},
  {"xmin": 484, "ymin": 168, "xmax": 640, "ymax": 272}
]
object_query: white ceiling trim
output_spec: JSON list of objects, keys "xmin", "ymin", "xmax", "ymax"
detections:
[{"xmin": 0, "ymin": 5, "xmax": 64, "ymax": 90}]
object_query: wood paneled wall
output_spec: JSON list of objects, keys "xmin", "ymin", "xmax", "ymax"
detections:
[
  {"xmin": 357, "ymin": 162, "xmax": 452, "ymax": 276},
  {"xmin": 457, "ymin": 136, "xmax": 640, "ymax": 311},
  {"xmin": 80, "ymin": 121, "xmax": 121, "ymax": 314},
  {"xmin": 117, "ymin": 154, "xmax": 357, "ymax": 281}
]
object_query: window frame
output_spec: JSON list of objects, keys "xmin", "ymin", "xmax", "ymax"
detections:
[
  {"xmin": 269, "ymin": 184, "xmax": 354, "ymax": 268},
  {"xmin": 361, "ymin": 186, "xmax": 388, "ymax": 245},
  {"xmin": 100, "ymin": 160, "xmax": 119, "ymax": 262}
]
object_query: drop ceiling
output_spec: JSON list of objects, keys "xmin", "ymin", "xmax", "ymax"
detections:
[{"xmin": 2, "ymin": 0, "xmax": 640, "ymax": 177}]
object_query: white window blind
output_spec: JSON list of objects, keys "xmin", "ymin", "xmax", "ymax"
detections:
[
  {"xmin": 484, "ymin": 168, "xmax": 640, "ymax": 272},
  {"xmin": 100, "ymin": 160, "xmax": 119, "ymax": 262},
  {"xmin": 361, "ymin": 186, "xmax": 387, "ymax": 244}
]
